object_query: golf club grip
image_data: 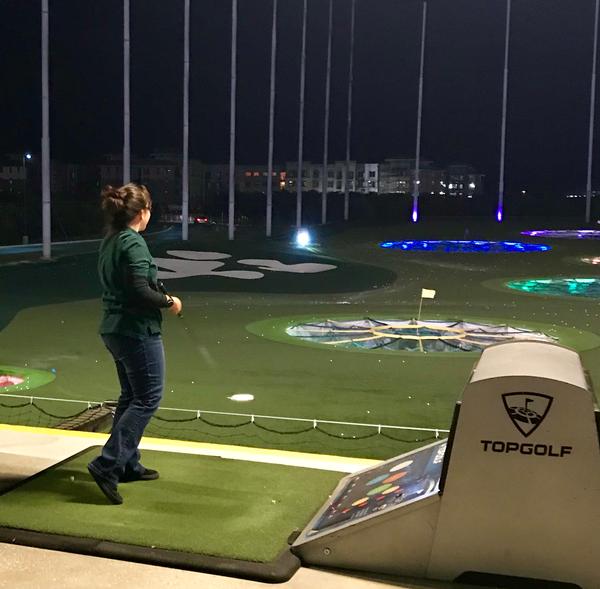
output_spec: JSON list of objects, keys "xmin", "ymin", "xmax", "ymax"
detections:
[{"xmin": 157, "ymin": 280, "xmax": 183, "ymax": 318}]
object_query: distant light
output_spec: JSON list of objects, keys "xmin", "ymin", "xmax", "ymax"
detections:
[
  {"xmin": 522, "ymin": 229, "xmax": 600, "ymax": 240},
  {"xmin": 411, "ymin": 207, "xmax": 418, "ymax": 223},
  {"xmin": 295, "ymin": 228, "xmax": 311, "ymax": 248},
  {"xmin": 469, "ymin": 182, "xmax": 476, "ymax": 189},
  {"xmin": 496, "ymin": 207, "xmax": 503, "ymax": 222},
  {"xmin": 24, "ymin": 153, "xmax": 32, "ymax": 160}
]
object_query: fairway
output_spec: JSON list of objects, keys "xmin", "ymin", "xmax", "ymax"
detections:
[{"xmin": 0, "ymin": 219, "xmax": 598, "ymax": 460}]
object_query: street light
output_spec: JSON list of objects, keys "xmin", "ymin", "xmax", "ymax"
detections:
[{"xmin": 22, "ymin": 153, "xmax": 32, "ymax": 244}]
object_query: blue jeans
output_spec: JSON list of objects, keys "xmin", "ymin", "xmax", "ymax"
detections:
[{"xmin": 88, "ymin": 333, "xmax": 165, "ymax": 485}]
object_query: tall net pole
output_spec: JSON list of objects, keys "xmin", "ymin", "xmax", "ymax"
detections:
[
  {"xmin": 123, "ymin": 0, "xmax": 131, "ymax": 185},
  {"xmin": 228, "ymin": 0, "xmax": 238, "ymax": 240},
  {"xmin": 343, "ymin": 0, "xmax": 356, "ymax": 222},
  {"xmin": 182, "ymin": 0, "xmax": 190, "ymax": 241},
  {"xmin": 412, "ymin": 0, "xmax": 427, "ymax": 223},
  {"xmin": 321, "ymin": 0, "xmax": 333, "ymax": 225},
  {"xmin": 41, "ymin": 0, "xmax": 51, "ymax": 259},
  {"xmin": 497, "ymin": 0, "xmax": 511, "ymax": 223},
  {"xmin": 586, "ymin": 0, "xmax": 600, "ymax": 224},
  {"xmin": 296, "ymin": 0, "xmax": 308, "ymax": 228},
  {"xmin": 266, "ymin": 0, "xmax": 278, "ymax": 237}
]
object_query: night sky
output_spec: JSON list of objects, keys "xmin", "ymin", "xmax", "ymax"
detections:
[{"xmin": 0, "ymin": 0, "xmax": 596, "ymax": 196}]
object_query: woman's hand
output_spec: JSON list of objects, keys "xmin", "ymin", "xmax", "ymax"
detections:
[{"xmin": 168, "ymin": 296, "xmax": 183, "ymax": 315}]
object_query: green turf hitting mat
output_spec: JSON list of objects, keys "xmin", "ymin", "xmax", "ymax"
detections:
[{"xmin": 0, "ymin": 447, "xmax": 342, "ymax": 582}]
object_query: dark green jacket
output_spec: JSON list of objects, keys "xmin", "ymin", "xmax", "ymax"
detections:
[{"xmin": 98, "ymin": 228, "xmax": 169, "ymax": 338}]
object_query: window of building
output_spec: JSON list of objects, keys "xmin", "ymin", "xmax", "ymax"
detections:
[{"xmin": 369, "ymin": 171, "xmax": 376, "ymax": 178}]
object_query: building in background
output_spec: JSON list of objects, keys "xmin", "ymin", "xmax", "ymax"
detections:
[
  {"xmin": 1, "ymin": 153, "xmax": 484, "ymax": 202},
  {"xmin": 284, "ymin": 161, "xmax": 378, "ymax": 194}
]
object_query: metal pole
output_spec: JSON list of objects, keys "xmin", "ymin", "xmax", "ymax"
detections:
[
  {"xmin": 321, "ymin": 0, "xmax": 333, "ymax": 225},
  {"xmin": 344, "ymin": 0, "xmax": 356, "ymax": 221},
  {"xmin": 497, "ymin": 0, "xmax": 511, "ymax": 223},
  {"xmin": 228, "ymin": 0, "xmax": 238, "ymax": 240},
  {"xmin": 266, "ymin": 0, "xmax": 278, "ymax": 237},
  {"xmin": 123, "ymin": 0, "xmax": 131, "ymax": 185},
  {"xmin": 296, "ymin": 0, "xmax": 308, "ymax": 228},
  {"xmin": 41, "ymin": 0, "xmax": 51, "ymax": 259},
  {"xmin": 586, "ymin": 0, "xmax": 600, "ymax": 224},
  {"xmin": 22, "ymin": 155, "xmax": 28, "ymax": 241},
  {"xmin": 182, "ymin": 0, "xmax": 190, "ymax": 240},
  {"xmin": 412, "ymin": 0, "xmax": 427, "ymax": 223}
]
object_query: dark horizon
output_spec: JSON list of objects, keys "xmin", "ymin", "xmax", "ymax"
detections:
[{"xmin": 0, "ymin": 0, "xmax": 597, "ymax": 199}]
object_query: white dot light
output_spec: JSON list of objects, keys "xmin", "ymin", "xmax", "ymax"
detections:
[
  {"xmin": 295, "ymin": 229, "xmax": 311, "ymax": 248},
  {"xmin": 228, "ymin": 394, "xmax": 254, "ymax": 402}
]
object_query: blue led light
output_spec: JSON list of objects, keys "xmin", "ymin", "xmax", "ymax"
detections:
[{"xmin": 378, "ymin": 240, "xmax": 551, "ymax": 253}]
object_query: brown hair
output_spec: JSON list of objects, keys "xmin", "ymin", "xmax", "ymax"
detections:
[{"xmin": 101, "ymin": 183, "xmax": 152, "ymax": 234}]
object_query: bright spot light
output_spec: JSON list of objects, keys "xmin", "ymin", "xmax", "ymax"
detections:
[
  {"xmin": 295, "ymin": 229, "xmax": 311, "ymax": 248},
  {"xmin": 411, "ymin": 208, "xmax": 418, "ymax": 223},
  {"xmin": 496, "ymin": 208, "xmax": 503, "ymax": 222},
  {"xmin": 25, "ymin": 153, "xmax": 32, "ymax": 160}
]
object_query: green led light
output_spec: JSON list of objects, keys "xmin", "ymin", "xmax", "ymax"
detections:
[{"xmin": 507, "ymin": 278, "xmax": 600, "ymax": 298}]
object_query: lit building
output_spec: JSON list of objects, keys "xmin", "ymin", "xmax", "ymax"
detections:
[{"xmin": 284, "ymin": 161, "xmax": 378, "ymax": 194}]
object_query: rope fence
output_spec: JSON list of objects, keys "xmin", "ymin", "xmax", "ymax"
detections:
[{"xmin": 0, "ymin": 393, "xmax": 449, "ymax": 444}]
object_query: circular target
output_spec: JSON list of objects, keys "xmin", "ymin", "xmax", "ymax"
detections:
[{"xmin": 508, "ymin": 406, "xmax": 542, "ymax": 425}]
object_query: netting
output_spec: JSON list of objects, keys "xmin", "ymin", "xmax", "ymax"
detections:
[
  {"xmin": 0, "ymin": 396, "xmax": 103, "ymax": 429},
  {"xmin": 286, "ymin": 318, "xmax": 556, "ymax": 353},
  {"xmin": 0, "ymin": 394, "xmax": 448, "ymax": 460}
]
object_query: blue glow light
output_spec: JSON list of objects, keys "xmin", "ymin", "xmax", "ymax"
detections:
[
  {"xmin": 378, "ymin": 240, "xmax": 551, "ymax": 253},
  {"xmin": 496, "ymin": 208, "xmax": 503, "ymax": 222}
]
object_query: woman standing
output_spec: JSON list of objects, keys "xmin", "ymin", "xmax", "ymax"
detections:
[{"xmin": 88, "ymin": 183, "xmax": 182, "ymax": 504}]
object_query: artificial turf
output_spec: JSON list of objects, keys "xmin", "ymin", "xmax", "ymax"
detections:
[
  {"xmin": 0, "ymin": 218, "xmax": 598, "ymax": 460},
  {"xmin": 0, "ymin": 447, "xmax": 341, "ymax": 564}
]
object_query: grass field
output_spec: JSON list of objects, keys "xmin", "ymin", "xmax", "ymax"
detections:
[{"xmin": 0, "ymin": 218, "xmax": 598, "ymax": 460}]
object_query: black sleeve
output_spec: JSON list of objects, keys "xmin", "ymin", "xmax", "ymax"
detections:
[{"xmin": 128, "ymin": 273, "xmax": 172, "ymax": 308}]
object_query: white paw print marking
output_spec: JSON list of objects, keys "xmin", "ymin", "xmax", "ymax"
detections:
[
  {"xmin": 155, "ymin": 251, "xmax": 337, "ymax": 280},
  {"xmin": 237, "ymin": 259, "xmax": 337, "ymax": 273}
]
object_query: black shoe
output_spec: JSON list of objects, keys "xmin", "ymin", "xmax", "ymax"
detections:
[
  {"xmin": 121, "ymin": 468, "xmax": 159, "ymax": 483},
  {"xmin": 87, "ymin": 465, "xmax": 123, "ymax": 505}
]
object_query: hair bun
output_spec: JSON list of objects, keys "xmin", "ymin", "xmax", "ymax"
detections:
[{"xmin": 101, "ymin": 185, "xmax": 123, "ymax": 201}]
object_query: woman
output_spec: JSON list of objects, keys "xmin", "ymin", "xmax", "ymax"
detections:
[{"xmin": 88, "ymin": 183, "xmax": 182, "ymax": 505}]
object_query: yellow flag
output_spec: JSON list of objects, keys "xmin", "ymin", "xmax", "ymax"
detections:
[{"xmin": 421, "ymin": 288, "xmax": 436, "ymax": 299}]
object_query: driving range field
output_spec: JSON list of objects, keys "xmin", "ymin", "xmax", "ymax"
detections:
[{"xmin": 1, "ymin": 218, "xmax": 599, "ymax": 461}]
